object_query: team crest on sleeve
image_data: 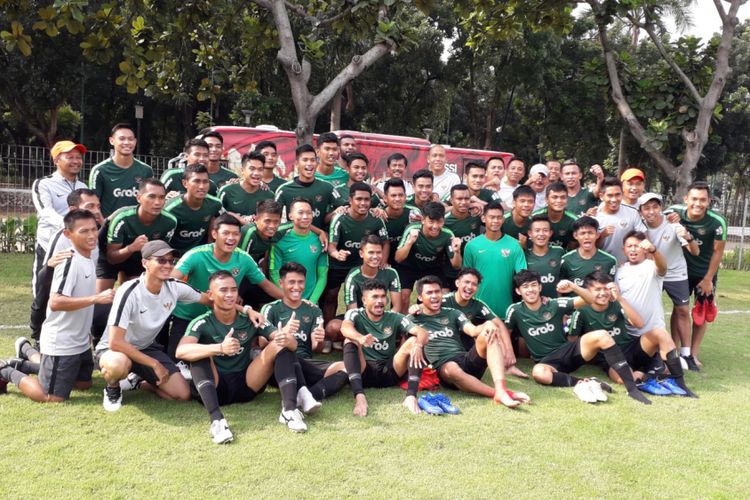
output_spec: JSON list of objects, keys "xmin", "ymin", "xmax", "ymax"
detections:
[
  {"xmin": 607, "ymin": 313, "xmax": 617, "ymax": 322},
  {"xmin": 542, "ymin": 311, "xmax": 553, "ymax": 320},
  {"xmin": 501, "ymin": 249, "xmax": 510, "ymax": 257},
  {"xmin": 163, "ymin": 301, "xmax": 173, "ymax": 310},
  {"xmin": 231, "ymin": 268, "xmax": 240, "ymax": 276}
]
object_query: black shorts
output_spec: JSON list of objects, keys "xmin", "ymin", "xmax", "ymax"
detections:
[
  {"xmin": 298, "ymin": 357, "xmax": 331, "ymax": 387},
  {"xmin": 538, "ymin": 341, "xmax": 586, "ymax": 374},
  {"xmin": 688, "ymin": 274, "xmax": 717, "ymax": 298},
  {"xmin": 438, "ymin": 345, "xmax": 487, "ymax": 388},
  {"xmin": 38, "ymin": 350, "xmax": 94, "ymax": 399},
  {"xmin": 216, "ymin": 370, "xmax": 264, "ymax": 405},
  {"xmin": 663, "ymin": 280, "xmax": 690, "ymax": 306},
  {"xmin": 362, "ymin": 359, "xmax": 402, "ymax": 388},
  {"xmin": 620, "ymin": 338, "xmax": 658, "ymax": 373},
  {"xmin": 96, "ymin": 344, "xmax": 179, "ymax": 386},
  {"xmin": 240, "ymin": 278, "xmax": 274, "ymax": 310},
  {"xmin": 400, "ymin": 266, "xmax": 447, "ymax": 290},
  {"xmin": 96, "ymin": 257, "xmax": 119, "ymax": 280},
  {"xmin": 325, "ymin": 267, "xmax": 351, "ymax": 291}
]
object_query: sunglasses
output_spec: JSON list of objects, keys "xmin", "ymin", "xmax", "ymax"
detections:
[{"xmin": 151, "ymin": 257, "xmax": 177, "ymax": 266}]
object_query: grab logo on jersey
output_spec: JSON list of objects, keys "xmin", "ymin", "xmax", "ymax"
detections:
[
  {"xmin": 609, "ymin": 327, "xmax": 622, "ymax": 337},
  {"xmin": 527, "ymin": 323, "xmax": 554, "ymax": 336},
  {"xmin": 113, "ymin": 187, "xmax": 138, "ymax": 198},
  {"xmin": 344, "ymin": 240, "xmax": 361, "ymax": 249},
  {"xmin": 372, "ymin": 340, "xmax": 389, "ymax": 351},
  {"xmin": 295, "ymin": 331, "xmax": 308, "ymax": 342},
  {"xmin": 415, "ymin": 252, "xmax": 436, "ymax": 262},
  {"xmin": 458, "ymin": 233, "xmax": 475, "ymax": 243},
  {"xmin": 540, "ymin": 273, "xmax": 555, "ymax": 284},
  {"xmin": 179, "ymin": 229, "xmax": 205, "ymax": 238},
  {"xmin": 428, "ymin": 328, "xmax": 455, "ymax": 339}
]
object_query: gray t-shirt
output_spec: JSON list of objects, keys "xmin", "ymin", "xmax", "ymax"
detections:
[
  {"xmin": 615, "ymin": 259, "xmax": 665, "ymax": 336},
  {"xmin": 645, "ymin": 218, "xmax": 689, "ymax": 282},
  {"xmin": 432, "ymin": 170, "xmax": 461, "ymax": 199},
  {"xmin": 40, "ymin": 252, "xmax": 96, "ymax": 356},
  {"xmin": 97, "ymin": 276, "xmax": 201, "ymax": 351},
  {"xmin": 595, "ymin": 204, "xmax": 646, "ymax": 263}
]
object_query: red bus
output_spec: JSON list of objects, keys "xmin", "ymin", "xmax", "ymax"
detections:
[{"xmin": 210, "ymin": 125, "xmax": 513, "ymax": 179}]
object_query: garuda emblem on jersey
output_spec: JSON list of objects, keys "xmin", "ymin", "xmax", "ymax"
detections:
[
  {"xmin": 383, "ymin": 327, "xmax": 393, "ymax": 335},
  {"xmin": 607, "ymin": 314, "xmax": 618, "ymax": 322},
  {"xmin": 549, "ymin": 260, "xmax": 558, "ymax": 267},
  {"xmin": 302, "ymin": 316, "xmax": 311, "ymax": 323},
  {"xmin": 231, "ymin": 268, "xmax": 240, "ymax": 276},
  {"xmin": 310, "ymin": 245, "xmax": 318, "ymax": 253},
  {"xmin": 698, "ymin": 228, "xmax": 706, "ymax": 235},
  {"xmin": 440, "ymin": 318, "xmax": 449, "ymax": 325},
  {"xmin": 235, "ymin": 330, "xmax": 249, "ymax": 342},
  {"xmin": 315, "ymin": 195, "xmax": 323, "ymax": 202},
  {"xmin": 501, "ymin": 249, "xmax": 511, "ymax": 257},
  {"xmin": 594, "ymin": 265, "xmax": 602, "ymax": 271},
  {"xmin": 542, "ymin": 311, "xmax": 553, "ymax": 320}
]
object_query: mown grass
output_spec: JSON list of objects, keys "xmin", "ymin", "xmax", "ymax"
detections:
[{"xmin": 1, "ymin": 253, "xmax": 749, "ymax": 498}]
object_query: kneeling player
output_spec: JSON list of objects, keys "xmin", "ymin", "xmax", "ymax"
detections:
[
  {"xmin": 408, "ymin": 276, "xmax": 530, "ymax": 409},
  {"xmin": 569, "ymin": 272, "xmax": 696, "ymax": 397},
  {"xmin": 341, "ymin": 280, "xmax": 428, "ymax": 416},
  {"xmin": 177, "ymin": 271, "xmax": 318, "ymax": 440},
  {"xmin": 505, "ymin": 270, "xmax": 650, "ymax": 404}
]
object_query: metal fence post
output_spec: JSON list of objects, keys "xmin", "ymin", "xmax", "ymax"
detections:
[{"xmin": 740, "ymin": 193, "xmax": 749, "ymax": 270}]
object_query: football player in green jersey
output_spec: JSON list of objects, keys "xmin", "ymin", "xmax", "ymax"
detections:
[
  {"xmin": 406, "ymin": 169, "xmax": 436, "ymax": 214},
  {"xmin": 561, "ymin": 159, "xmax": 604, "ymax": 216},
  {"xmin": 463, "ymin": 161, "xmax": 499, "ymax": 210},
  {"xmin": 570, "ymin": 272, "xmax": 696, "ymax": 397},
  {"xmin": 525, "ymin": 215, "xmax": 565, "ymax": 299},
  {"xmin": 343, "ymin": 235, "xmax": 401, "ymax": 312},
  {"xmin": 201, "ymin": 131, "xmax": 238, "ymax": 189},
  {"xmin": 218, "ymin": 151, "xmax": 273, "ymax": 222},
  {"xmin": 89, "ymin": 123, "xmax": 153, "ymax": 217},
  {"xmin": 163, "ymin": 163, "xmax": 224, "ymax": 252},
  {"xmin": 177, "ymin": 270, "xmax": 317, "ymax": 439},
  {"xmin": 255, "ymin": 141, "xmax": 287, "ymax": 192},
  {"xmin": 560, "ymin": 216, "xmax": 617, "ymax": 288},
  {"xmin": 105, "ymin": 178, "xmax": 177, "ymax": 282},
  {"xmin": 501, "ymin": 185, "xmax": 535, "ymax": 246},
  {"xmin": 333, "ymin": 153, "xmax": 382, "ymax": 208},
  {"xmin": 383, "ymin": 179, "xmax": 416, "ymax": 264},
  {"xmin": 532, "ymin": 182, "xmax": 577, "ymax": 249},
  {"xmin": 443, "ymin": 184, "xmax": 482, "ymax": 286},
  {"xmin": 314, "ymin": 132, "xmax": 349, "ymax": 188},
  {"xmin": 668, "ymin": 181, "xmax": 727, "ymax": 368},
  {"xmin": 161, "ymin": 138, "xmax": 220, "ymax": 197},
  {"xmin": 410, "ymin": 276, "xmax": 530, "ymax": 408},
  {"xmin": 505, "ymin": 270, "xmax": 651, "ymax": 404},
  {"xmin": 341, "ymin": 280, "xmax": 428, "ymax": 416}
]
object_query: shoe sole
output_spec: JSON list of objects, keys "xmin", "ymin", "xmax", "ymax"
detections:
[
  {"xmin": 14, "ymin": 337, "xmax": 29, "ymax": 359},
  {"xmin": 302, "ymin": 402, "xmax": 322, "ymax": 415},
  {"xmin": 213, "ymin": 435, "xmax": 234, "ymax": 444}
]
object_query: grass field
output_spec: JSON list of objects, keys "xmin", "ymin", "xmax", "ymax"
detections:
[{"xmin": 1, "ymin": 253, "xmax": 749, "ymax": 498}]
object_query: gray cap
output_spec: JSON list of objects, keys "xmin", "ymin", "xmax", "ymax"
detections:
[
  {"xmin": 141, "ymin": 240, "xmax": 176, "ymax": 259},
  {"xmin": 637, "ymin": 192, "xmax": 663, "ymax": 209}
]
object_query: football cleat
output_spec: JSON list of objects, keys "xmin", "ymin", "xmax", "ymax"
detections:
[
  {"xmin": 426, "ymin": 393, "xmax": 460, "ymax": 414},
  {"xmin": 209, "ymin": 418, "xmax": 234, "ymax": 444},
  {"xmin": 705, "ymin": 300, "xmax": 718, "ymax": 323},
  {"xmin": 586, "ymin": 379, "xmax": 608, "ymax": 402},
  {"xmin": 417, "ymin": 394, "xmax": 445, "ymax": 415},
  {"xmin": 279, "ymin": 409, "xmax": 307, "ymax": 432},
  {"xmin": 119, "ymin": 372, "xmax": 143, "ymax": 392},
  {"xmin": 14, "ymin": 337, "xmax": 32, "ymax": 360},
  {"xmin": 658, "ymin": 378, "xmax": 688, "ymax": 396},
  {"xmin": 637, "ymin": 378, "xmax": 671, "ymax": 396},
  {"xmin": 573, "ymin": 380, "xmax": 598, "ymax": 403},
  {"xmin": 103, "ymin": 385, "xmax": 123, "ymax": 412},
  {"xmin": 682, "ymin": 355, "xmax": 700, "ymax": 372},
  {"xmin": 176, "ymin": 361, "xmax": 192, "ymax": 381},
  {"xmin": 691, "ymin": 301, "xmax": 705, "ymax": 327}
]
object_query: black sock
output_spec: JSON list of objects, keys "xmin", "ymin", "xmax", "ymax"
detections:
[
  {"xmin": 293, "ymin": 360, "xmax": 306, "ymax": 388},
  {"xmin": 602, "ymin": 345, "xmax": 652, "ymax": 404},
  {"xmin": 550, "ymin": 372, "xmax": 580, "ymax": 387},
  {"xmin": 343, "ymin": 343, "xmax": 364, "ymax": 396},
  {"xmin": 8, "ymin": 359, "xmax": 39, "ymax": 375},
  {"xmin": 664, "ymin": 349, "xmax": 698, "ymax": 397},
  {"xmin": 1, "ymin": 366, "xmax": 27, "ymax": 386},
  {"xmin": 190, "ymin": 359, "xmax": 224, "ymax": 422},
  {"xmin": 406, "ymin": 364, "xmax": 422, "ymax": 397},
  {"xmin": 274, "ymin": 350, "xmax": 298, "ymax": 412},
  {"xmin": 310, "ymin": 371, "xmax": 348, "ymax": 401}
]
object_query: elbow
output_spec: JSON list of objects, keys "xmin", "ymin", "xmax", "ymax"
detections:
[{"xmin": 48, "ymin": 296, "xmax": 62, "ymax": 312}]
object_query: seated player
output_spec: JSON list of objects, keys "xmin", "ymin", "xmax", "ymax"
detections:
[
  {"xmin": 341, "ymin": 280, "xmax": 428, "ymax": 416},
  {"xmin": 1, "ymin": 210, "xmax": 115, "ymax": 402},
  {"xmin": 177, "ymin": 271, "xmax": 319, "ymax": 440},
  {"xmin": 525, "ymin": 215, "xmax": 564, "ymax": 299},
  {"xmin": 261, "ymin": 263, "xmax": 349, "ymax": 402},
  {"xmin": 569, "ymin": 272, "xmax": 696, "ymax": 397},
  {"xmin": 505, "ymin": 270, "xmax": 651, "ymax": 404},
  {"xmin": 560, "ymin": 216, "xmax": 617, "ymax": 288},
  {"xmin": 407, "ymin": 276, "xmax": 530, "ymax": 409}
]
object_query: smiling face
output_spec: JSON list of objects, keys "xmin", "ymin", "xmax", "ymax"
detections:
[
  {"xmin": 256, "ymin": 211, "xmax": 281, "ymax": 239},
  {"xmin": 639, "ymin": 199, "xmax": 663, "ymax": 228},
  {"xmin": 506, "ymin": 160, "xmax": 525, "ymax": 184},
  {"xmin": 350, "ymin": 189, "xmax": 372, "ymax": 217},
  {"xmin": 546, "ymin": 189, "xmax": 568, "ymax": 213},
  {"xmin": 290, "ymin": 201, "xmax": 313, "ymax": 230},
  {"xmin": 109, "ymin": 127, "xmax": 136, "ymax": 156},
  {"xmin": 516, "ymin": 279, "xmax": 541, "ymax": 306},
  {"xmin": 418, "ymin": 282, "xmax": 443, "ymax": 313},
  {"xmin": 340, "ymin": 137, "xmax": 357, "ymax": 155},
  {"xmin": 422, "ymin": 216, "xmax": 444, "ymax": 238},
  {"xmin": 546, "ymin": 161, "xmax": 561, "ymax": 182},
  {"xmin": 387, "ymin": 159, "xmax": 407, "ymax": 179},
  {"xmin": 66, "ymin": 217, "xmax": 99, "ymax": 254},
  {"xmin": 260, "ymin": 146, "xmax": 278, "ymax": 171},
  {"xmin": 205, "ymin": 136, "xmax": 223, "ymax": 162},
  {"xmin": 183, "ymin": 172, "xmax": 209, "ymax": 199},
  {"xmin": 360, "ymin": 242, "xmax": 383, "ymax": 269},
  {"xmin": 242, "ymin": 158, "xmax": 264, "ymax": 188},
  {"xmin": 561, "ymin": 163, "xmax": 582, "ymax": 189},
  {"xmin": 528, "ymin": 220, "xmax": 552, "ymax": 247},
  {"xmin": 209, "ymin": 275, "xmax": 239, "ymax": 312},
  {"xmin": 144, "ymin": 252, "xmax": 176, "ymax": 281},
  {"xmin": 212, "ymin": 223, "xmax": 240, "ymax": 255},
  {"xmin": 296, "ymin": 151, "xmax": 318, "ymax": 182},
  {"xmin": 602, "ymin": 185, "xmax": 623, "ymax": 214},
  {"xmin": 384, "ymin": 185, "xmax": 406, "ymax": 210},
  {"xmin": 186, "ymin": 145, "xmax": 209, "ymax": 166},
  {"xmin": 482, "ymin": 208, "xmax": 504, "ymax": 233},
  {"xmin": 414, "ymin": 177, "xmax": 434, "ymax": 203},
  {"xmin": 428, "ymin": 146, "xmax": 446, "ymax": 175},
  {"xmin": 348, "ymin": 159, "xmax": 368, "ymax": 183},
  {"xmin": 623, "ymin": 178, "xmax": 644, "ymax": 205},
  {"xmin": 280, "ymin": 271, "xmax": 306, "ymax": 303},
  {"xmin": 684, "ymin": 188, "xmax": 710, "ymax": 219},
  {"xmin": 514, "ymin": 194, "xmax": 535, "ymax": 218},
  {"xmin": 55, "ymin": 150, "xmax": 83, "ymax": 178},
  {"xmin": 464, "ymin": 167, "xmax": 486, "ymax": 191},
  {"xmin": 137, "ymin": 183, "xmax": 167, "ymax": 217},
  {"xmin": 317, "ymin": 141, "xmax": 339, "ymax": 168},
  {"xmin": 588, "ymin": 281, "xmax": 610, "ymax": 307},
  {"xmin": 455, "ymin": 273, "xmax": 479, "ymax": 302}
]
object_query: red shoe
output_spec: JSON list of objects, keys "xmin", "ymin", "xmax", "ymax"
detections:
[
  {"xmin": 691, "ymin": 300, "xmax": 705, "ymax": 326},
  {"xmin": 705, "ymin": 300, "xmax": 718, "ymax": 323}
]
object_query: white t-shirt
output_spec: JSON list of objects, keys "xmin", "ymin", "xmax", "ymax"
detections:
[
  {"xmin": 645, "ymin": 219, "xmax": 689, "ymax": 282},
  {"xmin": 41, "ymin": 252, "xmax": 96, "ymax": 356},
  {"xmin": 44, "ymin": 228, "xmax": 100, "ymax": 265},
  {"xmin": 595, "ymin": 204, "xmax": 647, "ymax": 263},
  {"xmin": 376, "ymin": 179, "xmax": 414, "ymax": 196},
  {"xmin": 432, "ymin": 170, "xmax": 461, "ymax": 199},
  {"xmin": 97, "ymin": 276, "xmax": 202, "ymax": 351},
  {"xmin": 616, "ymin": 259, "xmax": 665, "ymax": 336},
  {"xmin": 534, "ymin": 191, "xmax": 547, "ymax": 211},
  {"xmin": 497, "ymin": 179, "xmax": 519, "ymax": 209}
]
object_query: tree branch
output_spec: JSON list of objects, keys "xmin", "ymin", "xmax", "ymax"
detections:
[
  {"xmin": 713, "ymin": 0, "xmax": 727, "ymax": 23},
  {"xmin": 283, "ymin": 0, "xmax": 310, "ymax": 21}
]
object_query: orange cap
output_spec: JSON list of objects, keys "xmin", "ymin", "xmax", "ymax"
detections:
[
  {"xmin": 620, "ymin": 168, "xmax": 645, "ymax": 182},
  {"xmin": 51, "ymin": 140, "xmax": 87, "ymax": 160}
]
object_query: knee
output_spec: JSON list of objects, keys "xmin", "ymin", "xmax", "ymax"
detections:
[
  {"xmin": 592, "ymin": 330, "xmax": 613, "ymax": 347},
  {"xmin": 674, "ymin": 305, "xmax": 689, "ymax": 318},
  {"xmin": 325, "ymin": 320, "xmax": 342, "ymax": 339},
  {"xmin": 74, "ymin": 381, "xmax": 93, "ymax": 391},
  {"xmin": 531, "ymin": 364, "xmax": 550, "ymax": 384},
  {"xmin": 99, "ymin": 352, "xmax": 130, "ymax": 383},
  {"xmin": 171, "ymin": 377, "xmax": 192, "ymax": 401}
]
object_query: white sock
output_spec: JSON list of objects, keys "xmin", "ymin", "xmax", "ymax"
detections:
[{"xmin": 680, "ymin": 347, "xmax": 691, "ymax": 356}]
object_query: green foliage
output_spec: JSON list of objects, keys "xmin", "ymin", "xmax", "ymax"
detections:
[{"xmin": 0, "ymin": 215, "xmax": 36, "ymax": 253}]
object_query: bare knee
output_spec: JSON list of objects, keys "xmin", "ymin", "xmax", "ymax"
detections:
[
  {"xmin": 325, "ymin": 319, "xmax": 342, "ymax": 341},
  {"xmin": 74, "ymin": 380, "xmax": 93, "ymax": 391},
  {"xmin": 590, "ymin": 330, "xmax": 613, "ymax": 348},
  {"xmin": 99, "ymin": 351, "xmax": 131, "ymax": 384},
  {"xmin": 168, "ymin": 375, "xmax": 191, "ymax": 401},
  {"xmin": 531, "ymin": 364, "xmax": 553, "ymax": 385}
]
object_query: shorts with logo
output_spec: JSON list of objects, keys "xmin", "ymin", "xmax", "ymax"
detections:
[
  {"xmin": 216, "ymin": 370, "xmax": 264, "ymax": 405},
  {"xmin": 362, "ymin": 359, "xmax": 402, "ymax": 388},
  {"xmin": 538, "ymin": 340, "xmax": 585, "ymax": 374},
  {"xmin": 663, "ymin": 279, "xmax": 690, "ymax": 306},
  {"xmin": 95, "ymin": 343, "xmax": 179, "ymax": 386},
  {"xmin": 438, "ymin": 345, "xmax": 487, "ymax": 388},
  {"xmin": 38, "ymin": 350, "xmax": 94, "ymax": 399},
  {"xmin": 688, "ymin": 274, "xmax": 718, "ymax": 297},
  {"xmin": 324, "ymin": 267, "xmax": 351, "ymax": 291},
  {"xmin": 400, "ymin": 266, "xmax": 447, "ymax": 290}
]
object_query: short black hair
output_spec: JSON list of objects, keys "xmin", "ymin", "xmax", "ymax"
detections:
[
  {"xmin": 360, "ymin": 234, "xmax": 384, "ymax": 247},
  {"xmin": 687, "ymin": 180, "xmax": 711, "ymax": 195},
  {"xmin": 545, "ymin": 182, "xmax": 567, "ymax": 196},
  {"xmin": 317, "ymin": 132, "xmax": 339, "ymax": 147},
  {"xmin": 280, "ymin": 261, "xmax": 306, "ymax": 279},
  {"xmin": 362, "ymin": 279, "xmax": 387, "ymax": 294},
  {"xmin": 601, "ymin": 176, "xmax": 622, "ymax": 190},
  {"xmin": 412, "ymin": 168, "xmax": 434, "ymax": 183},
  {"xmin": 349, "ymin": 182, "xmax": 372, "ymax": 198},
  {"xmin": 212, "ymin": 213, "xmax": 242, "ymax": 231},
  {"xmin": 529, "ymin": 214, "xmax": 552, "ymax": 229},
  {"xmin": 513, "ymin": 269, "xmax": 541, "ymax": 288},
  {"xmin": 415, "ymin": 275, "xmax": 443, "ymax": 295},
  {"xmin": 422, "ymin": 201, "xmax": 445, "ymax": 220},
  {"xmin": 256, "ymin": 199, "xmax": 283, "ymax": 216},
  {"xmin": 138, "ymin": 178, "xmax": 165, "ymax": 192},
  {"xmin": 464, "ymin": 162, "xmax": 486, "ymax": 175},
  {"xmin": 450, "ymin": 184, "xmax": 470, "ymax": 197},
  {"xmin": 255, "ymin": 140, "xmax": 277, "ymax": 152},
  {"xmin": 486, "ymin": 156, "xmax": 505, "ymax": 165},
  {"xmin": 209, "ymin": 269, "xmax": 234, "ymax": 284},
  {"xmin": 571, "ymin": 216, "xmax": 599, "ymax": 233},
  {"xmin": 67, "ymin": 188, "xmax": 96, "ymax": 207},
  {"xmin": 110, "ymin": 122, "xmax": 135, "ymax": 136},
  {"xmin": 484, "ymin": 200, "xmax": 504, "ymax": 215},
  {"xmin": 386, "ymin": 153, "xmax": 408, "ymax": 167},
  {"xmin": 296, "ymin": 144, "xmax": 316, "ymax": 158},
  {"xmin": 513, "ymin": 185, "xmax": 535, "ymax": 200},
  {"xmin": 346, "ymin": 152, "xmax": 369, "ymax": 165},
  {"xmin": 584, "ymin": 271, "xmax": 613, "ymax": 288},
  {"xmin": 183, "ymin": 163, "xmax": 208, "ymax": 180},
  {"xmin": 241, "ymin": 150, "xmax": 266, "ymax": 166},
  {"xmin": 63, "ymin": 208, "xmax": 96, "ymax": 231},
  {"xmin": 339, "ymin": 133, "xmax": 355, "ymax": 141},
  {"xmin": 622, "ymin": 230, "xmax": 647, "ymax": 245},
  {"xmin": 456, "ymin": 267, "xmax": 482, "ymax": 284},
  {"xmin": 289, "ymin": 196, "xmax": 312, "ymax": 212},
  {"xmin": 200, "ymin": 131, "xmax": 223, "ymax": 143},
  {"xmin": 384, "ymin": 178, "xmax": 406, "ymax": 194},
  {"xmin": 184, "ymin": 137, "xmax": 209, "ymax": 153}
]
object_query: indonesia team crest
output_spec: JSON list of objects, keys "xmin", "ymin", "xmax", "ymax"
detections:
[
  {"xmin": 163, "ymin": 301, "xmax": 173, "ymax": 310},
  {"xmin": 235, "ymin": 330, "xmax": 249, "ymax": 342},
  {"xmin": 383, "ymin": 327, "xmax": 393, "ymax": 335},
  {"xmin": 310, "ymin": 245, "xmax": 318, "ymax": 253},
  {"xmin": 501, "ymin": 249, "xmax": 510, "ymax": 257},
  {"xmin": 542, "ymin": 311, "xmax": 552, "ymax": 320},
  {"xmin": 607, "ymin": 314, "xmax": 617, "ymax": 322},
  {"xmin": 231, "ymin": 268, "xmax": 240, "ymax": 276}
]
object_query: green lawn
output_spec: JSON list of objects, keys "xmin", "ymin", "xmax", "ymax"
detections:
[{"xmin": 1, "ymin": 253, "xmax": 749, "ymax": 498}]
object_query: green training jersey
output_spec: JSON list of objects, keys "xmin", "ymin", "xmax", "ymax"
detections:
[
  {"xmin": 218, "ymin": 183, "xmax": 274, "ymax": 216},
  {"xmin": 384, "ymin": 207, "xmax": 415, "ymax": 263},
  {"xmin": 408, "ymin": 308, "xmax": 470, "ymax": 369},
  {"xmin": 268, "ymin": 229, "xmax": 328, "ymax": 302},
  {"xmin": 504, "ymin": 297, "xmax": 576, "ymax": 360},
  {"xmin": 568, "ymin": 302, "xmax": 632, "ymax": 348},
  {"xmin": 160, "ymin": 168, "xmax": 220, "ymax": 196},
  {"xmin": 440, "ymin": 188, "xmax": 497, "ymax": 205},
  {"xmin": 186, "ymin": 311, "xmax": 274, "ymax": 373},
  {"xmin": 525, "ymin": 245, "xmax": 565, "ymax": 298},
  {"xmin": 463, "ymin": 234, "xmax": 526, "ymax": 319},
  {"xmin": 240, "ymin": 222, "xmax": 292, "ymax": 268},
  {"xmin": 559, "ymin": 249, "xmax": 617, "ymax": 287},
  {"xmin": 264, "ymin": 175, "xmax": 286, "ymax": 193},
  {"xmin": 343, "ymin": 308, "xmax": 415, "ymax": 361},
  {"xmin": 566, "ymin": 187, "xmax": 598, "ymax": 216},
  {"xmin": 532, "ymin": 208, "xmax": 577, "ymax": 248},
  {"xmin": 441, "ymin": 292, "xmax": 496, "ymax": 324},
  {"xmin": 107, "ymin": 207, "xmax": 177, "ymax": 272},
  {"xmin": 163, "ymin": 194, "xmax": 224, "ymax": 251},
  {"xmin": 329, "ymin": 213, "xmax": 388, "ymax": 271},
  {"xmin": 669, "ymin": 205, "xmax": 727, "ymax": 278},
  {"xmin": 501, "ymin": 212, "xmax": 530, "ymax": 241},
  {"xmin": 275, "ymin": 178, "xmax": 339, "ymax": 229},
  {"xmin": 208, "ymin": 167, "xmax": 239, "ymax": 188},
  {"xmin": 174, "ymin": 244, "xmax": 265, "ymax": 320},
  {"xmin": 260, "ymin": 299, "xmax": 322, "ymax": 359},
  {"xmin": 314, "ymin": 165, "xmax": 349, "ymax": 188},
  {"xmin": 89, "ymin": 158, "xmax": 153, "ymax": 217},
  {"xmin": 444, "ymin": 212, "xmax": 482, "ymax": 249},
  {"xmin": 397, "ymin": 223, "xmax": 456, "ymax": 272},
  {"xmin": 344, "ymin": 266, "xmax": 401, "ymax": 308}
]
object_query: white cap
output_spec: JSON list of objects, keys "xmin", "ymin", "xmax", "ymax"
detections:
[
  {"xmin": 529, "ymin": 164, "xmax": 549, "ymax": 177},
  {"xmin": 637, "ymin": 192, "xmax": 662, "ymax": 209}
]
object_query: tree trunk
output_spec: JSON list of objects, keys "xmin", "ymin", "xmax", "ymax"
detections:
[
  {"xmin": 296, "ymin": 112, "xmax": 314, "ymax": 146},
  {"xmin": 617, "ymin": 127, "xmax": 628, "ymax": 172},
  {"xmin": 330, "ymin": 89, "xmax": 342, "ymax": 131}
]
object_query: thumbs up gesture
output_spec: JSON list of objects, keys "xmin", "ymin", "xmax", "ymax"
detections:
[{"xmin": 220, "ymin": 327, "xmax": 240, "ymax": 356}]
